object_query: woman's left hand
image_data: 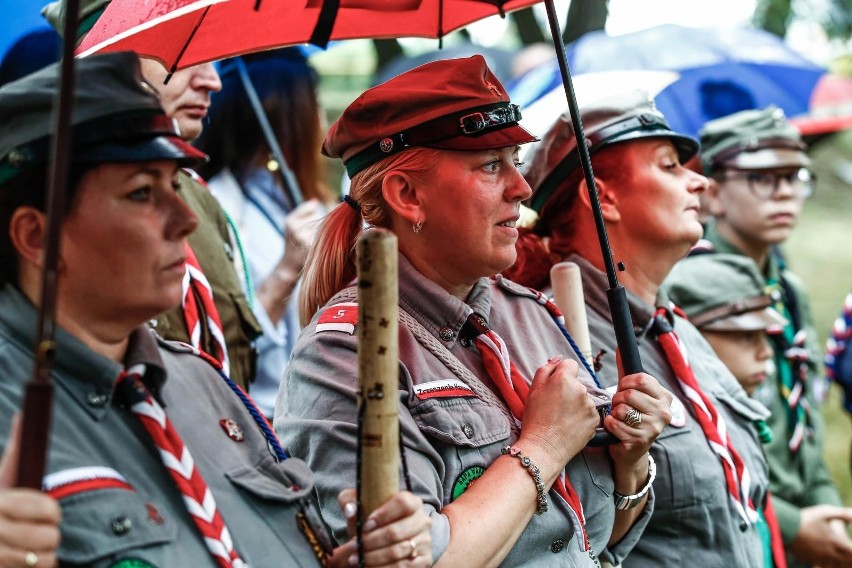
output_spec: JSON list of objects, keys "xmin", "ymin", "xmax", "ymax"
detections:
[
  {"xmin": 604, "ymin": 372, "xmax": 672, "ymax": 468},
  {"xmin": 328, "ymin": 489, "xmax": 432, "ymax": 567}
]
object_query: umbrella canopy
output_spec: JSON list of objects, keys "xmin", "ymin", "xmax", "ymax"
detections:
[
  {"xmin": 513, "ymin": 23, "xmax": 825, "ymax": 139},
  {"xmin": 77, "ymin": 0, "xmax": 539, "ymax": 72},
  {"xmin": 0, "ymin": 0, "xmax": 56, "ymax": 61}
]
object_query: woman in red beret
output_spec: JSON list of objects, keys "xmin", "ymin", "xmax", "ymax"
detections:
[{"xmin": 277, "ymin": 56, "xmax": 672, "ymax": 567}]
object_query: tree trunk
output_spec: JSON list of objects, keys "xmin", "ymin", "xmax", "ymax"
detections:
[
  {"xmin": 563, "ymin": 0, "xmax": 609, "ymax": 45},
  {"xmin": 372, "ymin": 39, "xmax": 404, "ymax": 74},
  {"xmin": 512, "ymin": 7, "xmax": 546, "ymax": 45},
  {"xmin": 752, "ymin": 0, "xmax": 793, "ymax": 38}
]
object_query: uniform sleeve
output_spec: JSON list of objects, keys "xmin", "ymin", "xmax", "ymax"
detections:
[
  {"xmin": 600, "ymin": 489, "xmax": 656, "ymax": 565},
  {"xmin": 273, "ymin": 321, "xmax": 452, "ymax": 562}
]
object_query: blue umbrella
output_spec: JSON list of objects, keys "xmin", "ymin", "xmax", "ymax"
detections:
[
  {"xmin": 509, "ymin": 23, "xmax": 825, "ymax": 139},
  {"xmin": 0, "ymin": 0, "xmax": 55, "ymax": 61}
]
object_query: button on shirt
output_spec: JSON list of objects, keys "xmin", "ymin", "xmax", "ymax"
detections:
[
  {"xmin": 0, "ymin": 286, "xmax": 319, "ymax": 567},
  {"xmin": 276, "ymin": 254, "xmax": 653, "ymax": 566},
  {"xmin": 567, "ymin": 254, "xmax": 770, "ymax": 568}
]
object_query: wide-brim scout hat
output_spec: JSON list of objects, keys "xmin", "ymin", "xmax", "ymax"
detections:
[
  {"xmin": 0, "ymin": 51, "xmax": 206, "ymax": 187},
  {"xmin": 665, "ymin": 253, "xmax": 787, "ymax": 332},
  {"xmin": 323, "ymin": 54, "xmax": 538, "ymax": 178},
  {"xmin": 699, "ymin": 105, "xmax": 809, "ymax": 173},
  {"xmin": 524, "ymin": 89, "xmax": 699, "ymax": 213}
]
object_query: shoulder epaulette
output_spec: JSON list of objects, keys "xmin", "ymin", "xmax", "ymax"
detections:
[
  {"xmin": 315, "ymin": 302, "xmax": 358, "ymax": 335},
  {"xmin": 156, "ymin": 336, "xmax": 224, "ymax": 371}
]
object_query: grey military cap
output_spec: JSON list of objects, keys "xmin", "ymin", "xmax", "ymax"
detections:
[
  {"xmin": 699, "ymin": 105, "xmax": 809, "ymax": 173},
  {"xmin": 0, "ymin": 51, "xmax": 205, "ymax": 186},
  {"xmin": 524, "ymin": 89, "xmax": 699, "ymax": 213},
  {"xmin": 666, "ymin": 253, "xmax": 787, "ymax": 332}
]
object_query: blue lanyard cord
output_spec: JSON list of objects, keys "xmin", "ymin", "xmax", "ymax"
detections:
[
  {"xmin": 216, "ymin": 368, "xmax": 289, "ymax": 461},
  {"xmin": 549, "ymin": 313, "xmax": 602, "ymax": 389}
]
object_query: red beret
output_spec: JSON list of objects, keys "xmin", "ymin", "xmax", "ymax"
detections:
[{"xmin": 323, "ymin": 55, "xmax": 537, "ymax": 177}]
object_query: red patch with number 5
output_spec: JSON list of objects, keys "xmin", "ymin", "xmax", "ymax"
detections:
[{"xmin": 315, "ymin": 302, "xmax": 358, "ymax": 334}]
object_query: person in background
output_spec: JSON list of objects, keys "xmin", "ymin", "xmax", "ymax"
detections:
[
  {"xmin": 43, "ymin": 0, "xmax": 263, "ymax": 390},
  {"xmin": 509, "ymin": 90, "xmax": 775, "ymax": 567},
  {"xmin": 825, "ymin": 290, "xmax": 852, "ymax": 475},
  {"xmin": 665, "ymin": 252, "xmax": 804, "ymax": 567},
  {"xmin": 278, "ymin": 55, "xmax": 672, "ymax": 567},
  {"xmin": 698, "ymin": 106, "xmax": 851, "ymax": 567},
  {"xmin": 0, "ymin": 51, "xmax": 430, "ymax": 568},
  {"xmin": 196, "ymin": 48, "xmax": 332, "ymax": 417}
]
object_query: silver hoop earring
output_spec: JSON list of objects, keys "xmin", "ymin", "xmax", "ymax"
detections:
[{"xmin": 413, "ymin": 220, "xmax": 423, "ymax": 234}]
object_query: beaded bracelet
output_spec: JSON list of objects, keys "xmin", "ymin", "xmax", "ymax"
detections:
[{"xmin": 501, "ymin": 445, "xmax": 548, "ymax": 515}]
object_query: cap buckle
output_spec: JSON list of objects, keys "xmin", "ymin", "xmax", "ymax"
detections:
[{"xmin": 460, "ymin": 112, "xmax": 487, "ymax": 135}]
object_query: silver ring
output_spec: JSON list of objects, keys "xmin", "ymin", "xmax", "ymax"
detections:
[
  {"xmin": 624, "ymin": 407, "xmax": 642, "ymax": 428},
  {"xmin": 24, "ymin": 552, "xmax": 38, "ymax": 567},
  {"xmin": 408, "ymin": 538, "xmax": 418, "ymax": 560}
]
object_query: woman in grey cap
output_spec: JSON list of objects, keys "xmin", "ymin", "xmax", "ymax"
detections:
[
  {"xmin": 277, "ymin": 55, "xmax": 672, "ymax": 567},
  {"xmin": 0, "ymin": 52, "xmax": 430, "ymax": 568},
  {"xmin": 508, "ymin": 90, "xmax": 774, "ymax": 567}
]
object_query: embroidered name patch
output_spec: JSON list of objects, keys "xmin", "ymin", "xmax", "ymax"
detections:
[
  {"xmin": 43, "ymin": 466, "xmax": 134, "ymax": 500},
  {"xmin": 316, "ymin": 302, "xmax": 358, "ymax": 334},
  {"xmin": 413, "ymin": 379, "xmax": 477, "ymax": 400}
]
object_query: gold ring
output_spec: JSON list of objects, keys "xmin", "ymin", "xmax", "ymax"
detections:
[
  {"xmin": 408, "ymin": 538, "xmax": 418, "ymax": 560},
  {"xmin": 624, "ymin": 407, "xmax": 642, "ymax": 428},
  {"xmin": 24, "ymin": 551, "xmax": 38, "ymax": 567}
]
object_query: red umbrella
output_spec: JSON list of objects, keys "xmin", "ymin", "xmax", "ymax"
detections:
[
  {"xmin": 80, "ymin": 0, "xmax": 636, "ymax": 444},
  {"xmin": 790, "ymin": 74, "xmax": 852, "ymax": 136},
  {"xmin": 78, "ymin": 0, "xmax": 541, "ymax": 72}
]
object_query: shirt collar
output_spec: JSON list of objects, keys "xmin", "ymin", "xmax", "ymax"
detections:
[
  {"xmin": 397, "ymin": 253, "xmax": 492, "ymax": 348},
  {"xmin": 0, "ymin": 285, "xmax": 167, "ymax": 419}
]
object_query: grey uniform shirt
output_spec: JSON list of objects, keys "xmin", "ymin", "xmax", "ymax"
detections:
[
  {"xmin": 276, "ymin": 254, "xmax": 653, "ymax": 567},
  {"xmin": 0, "ymin": 285, "xmax": 320, "ymax": 568},
  {"xmin": 567, "ymin": 255, "xmax": 770, "ymax": 568}
]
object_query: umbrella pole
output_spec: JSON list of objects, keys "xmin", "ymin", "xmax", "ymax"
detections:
[
  {"xmin": 234, "ymin": 57, "xmax": 303, "ymax": 210},
  {"xmin": 16, "ymin": 0, "xmax": 81, "ymax": 489},
  {"xmin": 541, "ymin": 1, "xmax": 643, "ymax": 377}
]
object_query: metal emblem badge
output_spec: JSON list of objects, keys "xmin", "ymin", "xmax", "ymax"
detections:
[
  {"xmin": 379, "ymin": 137, "xmax": 394, "ymax": 153},
  {"xmin": 219, "ymin": 418, "xmax": 245, "ymax": 442}
]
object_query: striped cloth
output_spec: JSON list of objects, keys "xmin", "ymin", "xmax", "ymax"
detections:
[{"xmin": 116, "ymin": 364, "xmax": 246, "ymax": 568}]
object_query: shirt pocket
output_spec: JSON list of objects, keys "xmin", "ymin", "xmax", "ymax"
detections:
[
  {"xmin": 58, "ymin": 488, "xmax": 177, "ymax": 567},
  {"xmin": 650, "ymin": 419, "xmax": 702, "ymax": 510},
  {"xmin": 408, "ymin": 394, "xmax": 510, "ymax": 448}
]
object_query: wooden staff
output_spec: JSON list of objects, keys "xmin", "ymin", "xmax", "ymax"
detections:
[
  {"xmin": 550, "ymin": 261, "xmax": 592, "ymax": 368},
  {"xmin": 356, "ymin": 229, "xmax": 399, "ymax": 518}
]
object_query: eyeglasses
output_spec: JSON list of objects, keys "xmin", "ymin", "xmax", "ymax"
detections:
[{"xmin": 715, "ymin": 167, "xmax": 816, "ymax": 200}]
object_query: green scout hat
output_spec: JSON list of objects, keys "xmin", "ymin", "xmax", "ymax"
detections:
[
  {"xmin": 41, "ymin": 0, "xmax": 110, "ymax": 44},
  {"xmin": 524, "ymin": 89, "xmax": 699, "ymax": 213},
  {"xmin": 665, "ymin": 253, "xmax": 787, "ymax": 332},
  {"xmin": 0, "ymin": 51, "xmax": 206, "ymax": 186},
  {"xmin": 699, "ymin": 105, "xmax": 809, "ymax": 173},
  {"xmin": 324, "ymin": 55, "xmax": 538, "ymax": 178}
]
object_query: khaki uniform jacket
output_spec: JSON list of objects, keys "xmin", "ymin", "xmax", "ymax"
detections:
[
  {"xmin": 568, "ymin": 255, "xmax": 771, "ymax": 568},
  {"xmin": 150, "ymin": 170, "xmax": 262, "ymax": 389},
  {"xmin": 703, "ymin": 221, "xmax": 842, "ymax": 550},
  {"xmin": 276, "ymin": 254, "xmax": 653, "ymax": 567},
  {"xmin": 0, "ymin": 286, "xmax": 319, "ymax": 567}
]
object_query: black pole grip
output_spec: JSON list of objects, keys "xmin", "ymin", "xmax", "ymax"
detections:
[
  {"xmin": 16, "ymin": 382, "xmax": 53, "ymax": 489},
  {"xmin": 607, "ymin": 286, "xmax": 643, "ymax": 375}
]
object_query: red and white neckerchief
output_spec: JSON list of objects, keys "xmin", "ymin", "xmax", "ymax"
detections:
[
  {"xmin": 116, "ymin": 364, "xmax": 246, "ymax": 568},
  {"xmin": 465, "ymin": 313, "xmax": 591, "ymax": 552},
  {"xmin": 181, "ymin": 244, "xmax": 230, "ymax": 376},
  {"xmin": 651, "ymin": 307, "xmax": 758, "ymax": 526}
]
